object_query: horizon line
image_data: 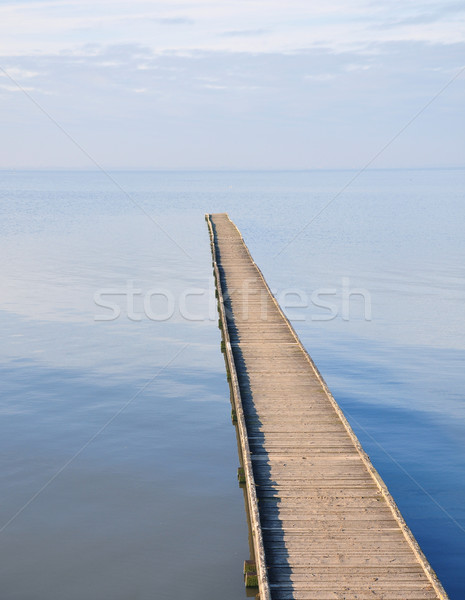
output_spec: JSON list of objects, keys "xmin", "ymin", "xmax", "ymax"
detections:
[{"xmin": 0, "ymin": 166, "xmax": 464, "ymax": 173}]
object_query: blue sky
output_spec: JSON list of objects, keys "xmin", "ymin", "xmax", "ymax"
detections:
[{"xmin": 0, "ymin": 0, "xmax": 464, "ymax": 169}]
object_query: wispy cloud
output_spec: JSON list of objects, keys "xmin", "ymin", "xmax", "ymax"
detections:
[
  {"xmin": 374, "ymin": 0, "xmax": 465, "ymax": 28},
  {"xmin": 151, "ymin": 17, "xmax": 194, "ymax": 25},
  {"xmin": 0, "ymin": 67, "xmax": 40, "ymax": 78},
  {"xmin": 304, "ymin": 73, "xmax": 336, "ymax": 82},
  {"xmin": 0, "ymin": 0, "xmax": 464, "ymax": 57},
  {"xmin": 0, "ymin": 83, "xmax": 36, "ymax": 92},
  {"xmin": 221, "ymin": 29, "xmax": 269, "ymax": 38},
  {"xmin": 0, "ymin": 2, "xmax": 463, "ymax": 169}
]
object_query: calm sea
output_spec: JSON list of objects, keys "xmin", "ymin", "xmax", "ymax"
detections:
[{"xmin": 0, "ymin": 169, "xmax": 464, "ymax": 599}]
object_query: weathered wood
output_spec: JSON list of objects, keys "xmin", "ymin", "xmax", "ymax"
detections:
[
  {"xmin": 206, "ymin": 213, "xmax": 449, "ymax": 600},
  {"xmin": 206, "ymin": 214, "xmax": 271, "ymax": 600}
]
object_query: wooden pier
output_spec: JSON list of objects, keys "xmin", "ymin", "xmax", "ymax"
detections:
[{"xmin": 206, "ymin": 213, "xmax": 449, "ymax": 600}]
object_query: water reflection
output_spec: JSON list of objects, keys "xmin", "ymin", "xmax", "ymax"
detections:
[{"xmin": 1, "ymin": 169, "xmax": 464, "ymax": 598}]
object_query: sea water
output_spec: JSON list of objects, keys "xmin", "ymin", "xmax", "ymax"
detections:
[{"xmin": 0, "ymin": 169, "xmax": 464, "ymax": 599}]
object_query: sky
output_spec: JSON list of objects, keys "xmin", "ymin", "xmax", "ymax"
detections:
[{"xmin": 0, "ymin": 0, "xmax": 464, "ymax": 169}]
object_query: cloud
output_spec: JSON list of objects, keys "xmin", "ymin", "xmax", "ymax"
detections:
[
  {"xmin": 0, "ymin": 0, "xmax": 464, "ymax": 58},
  {"xmin": 375, "ymin": 1, "xmax": 465, "ymax": 28},
  {"xmin": 0, "ymin": 83, "xmax": 36, "ymax": 92},
  {"xmin": 202, "ymin": 83, "xmax": 228, "ymax": 90},
  {"xmin": 344, "ymin": 63, "xmax": 371, "ymax": 72},
  {"xmin": 221, "ymin": 29, "xmax": 269, "ymax": 38},
  {"xmin": 304, "ymin": 73, "xmax": 336, "ymax": 82},
  {"xmin": 0, "ymin": 66, "xmax": 39, "ymax": 78},
  {"xmin": 0, "ymin": 3, "xmax": 463, "ymax": 168},
  {"xmin": 151, "ymin": 17, "xmax": 195, "ymax": 25}
]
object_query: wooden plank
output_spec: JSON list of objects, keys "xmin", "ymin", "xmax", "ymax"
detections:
[{"xmin": 206, "ymin": 213, "xmax": 449, "ymax": 600}]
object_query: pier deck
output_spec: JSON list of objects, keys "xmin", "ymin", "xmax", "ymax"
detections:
[{"xmin": 207, "ymin": 213, "xmax": 448, "ymax": 600}]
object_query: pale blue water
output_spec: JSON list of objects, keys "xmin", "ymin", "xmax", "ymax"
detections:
[{"xmin": 0, "ymin": 169, "xmax": 464, "ymax": 599}]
